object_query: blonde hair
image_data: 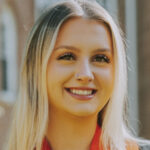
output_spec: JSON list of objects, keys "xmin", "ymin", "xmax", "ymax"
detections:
[{"xmin": 7, "ymin": 0, "xmax": 137, "ymax": 150}]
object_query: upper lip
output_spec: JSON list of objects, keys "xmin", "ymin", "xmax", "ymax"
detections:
[{"xmin": 65, "ymin": 87, "xmax": 97, "ymax": 91}]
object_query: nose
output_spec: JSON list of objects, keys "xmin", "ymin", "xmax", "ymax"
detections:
[{"xmin": 75, "ymin": 61, "xmax": 94, "ymax": 83}]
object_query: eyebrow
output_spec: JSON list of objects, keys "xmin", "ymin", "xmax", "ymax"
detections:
[
  {"xmin": 54, "ymin": 45, "xmax": 112, "ymax": 53},
  {"xmin": 93, "ymin": 48, "xmax": 112, "ymax": 53},
  {"xmin": 54, "ymin": 45, "xmax": 80, "ymax": 51}
]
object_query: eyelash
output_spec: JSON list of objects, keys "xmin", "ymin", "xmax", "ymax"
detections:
[
  {"xmin": 57, "ymin": 52, "xmax": 76, "ymax": 61},
  {"xmin": 57, "ymin": 53, "xmax": 110, "ymax": 63},
  {"xmin": 91, "ymin": 54, "xmax": 110, "ymax": 63}
]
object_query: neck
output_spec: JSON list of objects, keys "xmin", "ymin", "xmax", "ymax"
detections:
[{"xmin": 46, "ymin": 106, "xmax": 98, "ymax": 150}]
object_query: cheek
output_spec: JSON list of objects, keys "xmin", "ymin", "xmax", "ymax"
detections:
[
  {"xmin": 47, "ymin": 63, "xmax": 74, "ymax": 89},
  {"xmin": 95, "ymin": 68, "xmax": 114, "ymax": 91}
]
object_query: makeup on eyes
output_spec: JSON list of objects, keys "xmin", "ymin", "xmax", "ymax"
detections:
[
  {"xmin": 57, "ymin": 52, "xmax": 76, "ymax": 60},
  {"xmin": 57, "ymin": 52, "xmax": 111, "ymax": 64},
  {"xmin": 91, "ymin": 54, "xmax": 111, "ymax": 63},
  {"xmin": 54, "ymin": 46, "xmax": 112, "ymax": 64}
]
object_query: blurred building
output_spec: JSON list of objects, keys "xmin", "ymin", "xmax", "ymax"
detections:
[
  {"xmin": 0, "ymin": 0, "xmax": 34, "ymax": 148},
  {"xmin": 0, "ymin": 0, "xmax": 150, "ymax": 149}
]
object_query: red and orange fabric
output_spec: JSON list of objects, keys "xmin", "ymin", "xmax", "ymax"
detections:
[{"xmin": 41, "ymin": 125, "xmax": 138, "ymax": 150}]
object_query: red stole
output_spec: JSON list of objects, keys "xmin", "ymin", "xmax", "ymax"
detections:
[{"xmin": 42, "ymin": 124, "xmax": 102, "ymax": 150}]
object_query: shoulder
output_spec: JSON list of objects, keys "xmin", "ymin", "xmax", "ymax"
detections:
[{"xmin": 126, "ymin": 140, "xmax": 139, "ymax": 150}]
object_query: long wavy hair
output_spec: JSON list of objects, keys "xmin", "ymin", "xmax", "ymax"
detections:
[{"xmin": 7, "ymin": 0, "xmax": 136, "ymax": 150}]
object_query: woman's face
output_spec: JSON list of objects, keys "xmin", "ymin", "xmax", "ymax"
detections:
[{"xmin": 46, "ymin": 17, "xmax": 114, "ymax": 117}]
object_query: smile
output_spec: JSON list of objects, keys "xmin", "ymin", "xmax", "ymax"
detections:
[
  {"xmin": 70, "ymin": 89, "xmax": 93, "ymax": 95},
  {"xmin": 65, "ymin": 87, "xmax": 97, "ymax": 100}
]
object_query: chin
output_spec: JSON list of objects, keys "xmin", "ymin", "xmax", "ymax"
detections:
[
  {"xmin": 69, "ymin": 107, "xmax": 98, "ymax": 117},
  {"xmin": 74, "ymin": 112, "xmax": 96, "ymax": 117}
]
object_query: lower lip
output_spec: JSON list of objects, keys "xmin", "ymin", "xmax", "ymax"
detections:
[{"xmin": 65, "ymin": 89, "xmax": 96, "ymax": 100}]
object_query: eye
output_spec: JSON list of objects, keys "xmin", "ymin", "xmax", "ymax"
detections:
[
  {"xmin": 57, "ymin": 52, "xmax": 76, "ymax": 61},
  {"xmin": 91, "ymin": 54, "xmax": 110, "ymax": 63}
]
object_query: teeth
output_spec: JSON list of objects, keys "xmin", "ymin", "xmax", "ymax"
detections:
[{"xmin": 70, "ymin": 89, "xmax": 93, "ymax": 95}]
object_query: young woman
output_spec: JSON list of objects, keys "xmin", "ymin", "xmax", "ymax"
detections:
[{"xmin": 7, "ymin": 0, "xmax": 149, "ymax": 150}]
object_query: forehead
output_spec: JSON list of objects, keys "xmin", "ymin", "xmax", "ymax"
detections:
[{"xmin": 55, "ymin": 17, "xmax": 112, "ymax": 51}]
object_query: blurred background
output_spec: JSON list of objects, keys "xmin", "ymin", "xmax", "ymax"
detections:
[{"xmin": 0, "ymin": 0, "xmax": 150, "ymax": 149}]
